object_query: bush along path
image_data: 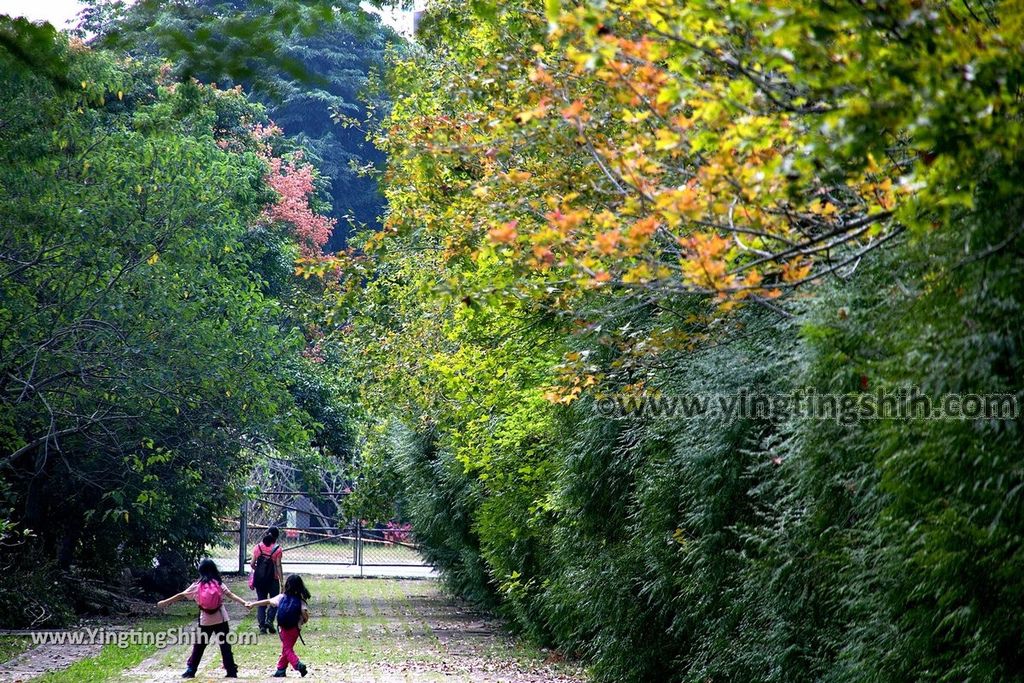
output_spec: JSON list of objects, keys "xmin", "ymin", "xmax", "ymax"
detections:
[{"xmin": 101, "ymin": 578, "xmax": 584, "ymax": 682}]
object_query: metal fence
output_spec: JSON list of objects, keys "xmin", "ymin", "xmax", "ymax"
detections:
[{"xmin": 213, "ymin": 491, "xmax": 429, "ymax": 572}]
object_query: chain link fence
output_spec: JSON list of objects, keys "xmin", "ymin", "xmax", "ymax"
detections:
[{"xmin": 212, "ymin": 491, "xmax": 430, "ymax": 571}]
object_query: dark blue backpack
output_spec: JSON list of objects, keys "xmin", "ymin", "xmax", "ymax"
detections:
[{"xmin": 277, "ymin": 594, "xmax": 303, "ymax": 629}]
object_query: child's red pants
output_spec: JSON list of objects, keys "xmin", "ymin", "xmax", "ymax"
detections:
[{"xmin": 277, "ymin": 627, "xmax": 301, "ymax": 670}]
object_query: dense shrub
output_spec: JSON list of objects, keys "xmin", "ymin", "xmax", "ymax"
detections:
[{"xmin": 379, "ymin": 211, "xmax": 1022, "ymax": 680}]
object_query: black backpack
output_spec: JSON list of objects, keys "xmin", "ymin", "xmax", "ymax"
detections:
[{"xmin": 253, "ymin": 544, "xmax": 279, "ymax": 588}]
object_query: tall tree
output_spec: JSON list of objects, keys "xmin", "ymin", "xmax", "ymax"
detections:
[
  {"xmin": 83, "ymin": 0, "xmax": 402, "ymax": 249},
  {"xmin": 0, "ymin": 25, "xmax": 326, "ymax": 624}
]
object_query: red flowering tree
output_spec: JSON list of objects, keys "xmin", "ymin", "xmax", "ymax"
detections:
[{"xmin": 264, "ymin": 153, "xmax": 335, "ymax": 258}]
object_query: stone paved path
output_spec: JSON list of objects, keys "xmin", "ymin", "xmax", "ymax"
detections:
[
  {"xmin": 112, "ymin": 578, "xmax": 583, "ymax": 682},
  {"xmin": 0, "ymin": 633, "xmax": 106, "ymax": 682}
]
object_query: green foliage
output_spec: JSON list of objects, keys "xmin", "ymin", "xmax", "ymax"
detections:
[
  {"xmin": 86, "ymin": 0, "xmax": 403, "ymax": 246},
  {"xmin": 333, "ymin": 1, "xmax": 1024, "ymax": 681},
  {"xmin": 82, "ymin": 0, "xmax": 341, "ymax": 88},
  {"xmin": 383, "ymin": 423, "xmax": 496, "ymax": 607},
  {"xmin": 358, "ymin": 216, "xmax": 1022, "ymax": 681},
  {"xmin": 0, "ymin": 27, "xmax": 324, "ymax": 624}
]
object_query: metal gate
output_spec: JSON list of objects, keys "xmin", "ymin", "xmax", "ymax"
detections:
[{"xmin": 213, "ymin": 490, "xmax": 430, "ymax": 573}]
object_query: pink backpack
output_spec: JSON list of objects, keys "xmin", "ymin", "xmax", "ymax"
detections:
[{"xmin": 196, "ymin": 581, "xmax": 223, "ymax": 614}]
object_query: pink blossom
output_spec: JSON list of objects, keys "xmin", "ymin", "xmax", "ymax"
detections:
[
  {"xmin": 251, "ymin": 122, "xmax": 284, "ymax": 141},
  {"xmin": 263, "ymin": 156, "xmax": 335, "ymax": 257}
]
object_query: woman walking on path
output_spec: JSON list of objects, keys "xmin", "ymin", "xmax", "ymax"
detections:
[
  {"xmin": 247, "ymin": 574, "xmax": 311, "ymax": 678},
  {"xmin": 251, "ymin": 526, "xmax": 283, "ymax": 633},
  {"xmin": 158, "ymin": 559, "xmax": 249, "ymax": 679}
]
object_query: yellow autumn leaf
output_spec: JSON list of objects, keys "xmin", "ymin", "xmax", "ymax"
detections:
[{"xmin": 654, "ymin": 128, "xmax": 681, "ymax": 151}]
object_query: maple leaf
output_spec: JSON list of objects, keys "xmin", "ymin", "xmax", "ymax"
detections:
[
  {"xmin": 624, "ymin": 216, "xmax": 659, "ymax": 249},
  {"xmin": 488, "ymin": 221, "xmax": 519, "ymax": 245},
  {"xmin": 532, "ymin": 245, "xmax": 556, "ymax": 268},
  {"xmin": 781, "ymin": 260, "xmax": 813, "ymax": 283},
  {"xmin": 561, "ymin": 100, "xmax": 586, "ymax": 120},
  {"xmin": 594, "ymin": 230, "xmax": 622, "ymax": 255}
]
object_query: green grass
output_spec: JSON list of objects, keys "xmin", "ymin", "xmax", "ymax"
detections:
[
  {"xmin": 0, "ymin": 635, "xmax": 33, "ymax": 664},
  {"xmin": 225, "ymin": 578, "xmax": 432, "ymax": 670},
  {"xmin": 33, "ymin": 608, "xmax": 195, "ymax": 682}
]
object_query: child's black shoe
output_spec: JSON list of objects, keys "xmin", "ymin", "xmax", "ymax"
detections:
[
  {"xmin": 272, "ymin": 668, "xmax": 287, "ymax": 677},
  {"xmin": 267, "ymin": 624, "xmax": 277, "ymax": 634},
  {"xmin": 181, "ymin": 669, "xmax": 196, "ymax": 679},
  {"xmin": 297, "ymin": 662, "xmax": 308, "ymax": 677},
  {"xmin": 225, "ymin": 669, "xmax": 238, "ymax": 678},
  {"xmin": 259, "ymin": 624, "xmax": 268, "ymax": 634}
]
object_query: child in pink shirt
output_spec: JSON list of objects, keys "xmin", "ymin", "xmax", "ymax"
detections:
[
  {"xmin": 158, "ymin": 559, "xmax": 249, "ymax": 678},
  {"xmin": 250, "ymin": 528, "xmax": 284, "ymax": 633}
]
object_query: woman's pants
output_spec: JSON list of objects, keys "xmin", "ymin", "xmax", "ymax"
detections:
[
  {"xmin": 186, "ymin": 621, "xmax": 236, "ymax": 674},
  {"xmin": 256, "ymin": 580, "xmax": 280, "ymax": 628},
  {"xmin": 277, "ymin": 627, "xmax": 301, "ymax": 670}
]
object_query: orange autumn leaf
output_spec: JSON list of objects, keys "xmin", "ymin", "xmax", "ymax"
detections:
[
  {"xmin": 781, "ymin": 259, "xmax": 812, "ymax": 283},
  {"xmin": 528, "ymin": 66, "xmax": 554, "ymax": 85},
  {"xmin": 517, "ymin": 97, "xmax": 552, "ymax": 123},
  {"xmin": 561, "ymin": 99, "xmax": 587, "ymax": 120},
  {"xmin": 546, "ymin": 208, "xmax": 586, "ymax": 233},
  {"xmin": 686, "ymin": 232, "xmax": 729, "ymax": 258},
  {"xmin": 504, "ymin": 170, "xmax": 533, "ymax": 183},
  {"xmin": 532, "ymin": 245, "xmax": 556, "ymax": 267},
  {"xmin": 624, "ymin": 215, "xmax": 659, "ymax": 248},
  {"xmin": 594, "ymin": 230, "xmax": 622, "ymax": 255},
  {"xmin": 488, "ymin": 221, "xmax": 519, "ymax": 244},
  {"xmin": 743, "ymin": 270, "xmax": 764, "ymax": 288}
]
